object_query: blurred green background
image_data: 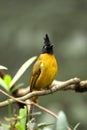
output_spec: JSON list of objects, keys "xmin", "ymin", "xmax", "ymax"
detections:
[{"xmin": 0, "ymin": 0, "xmax": 87, "ymax": 129}]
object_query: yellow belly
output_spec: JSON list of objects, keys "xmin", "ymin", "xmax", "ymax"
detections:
[{"xmin": 34, "ymin": 54, "xmax": 58, "ymax": 90}]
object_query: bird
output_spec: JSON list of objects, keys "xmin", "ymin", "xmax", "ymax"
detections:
[{"xmin": 30, "ymin": 34, "xmax": 58, "ymax": 103}]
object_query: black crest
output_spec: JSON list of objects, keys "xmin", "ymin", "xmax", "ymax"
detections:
[{"xmin": 42, "ymin": 34, "xmax": 53, "ymax": 54}]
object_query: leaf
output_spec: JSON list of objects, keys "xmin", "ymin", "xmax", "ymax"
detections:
[
  {"xmin": 0, "ymin": 78, "xmax": 8, "ymax": 92},
  {"xmin": 3, "ymin": 75, "xmax": 12, "ymax": 90},
  {"xmin": 10, "ymin": 56, "xmax": 37, "ymax": 87},
  {"xmin": 15, "ymin": 122, "xmax": 24, "ymax": 130},
  {"xmin": 19, "ymin": 106, "xmax": 27, "ymax": 129},
  {"xmin": 37, "ymin": 123, "xmax": 54, "ymax": 129},
  {"xmin": 0, "ymin": 65, "xmax": 8, "ymax": 70},
  {"xmin": 73, "ymin": 123, "xmax": 80, "ymax": 130},
  {"xmin": 56, "ymin": 111, "xmax": 69, "ymax": 130},
  {"xmin": 15, "ymin": 106, "xmax": 27, "ymax": 130}
]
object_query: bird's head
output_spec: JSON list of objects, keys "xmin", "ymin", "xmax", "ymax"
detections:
[{"xmin": 42, "ymin": 34, "xmax": 53, "ymax": 54}]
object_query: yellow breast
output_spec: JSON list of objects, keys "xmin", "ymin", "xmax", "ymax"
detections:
[{"xmin": 30, "ymin": 53, "xmax": 58, "ymax": 91}]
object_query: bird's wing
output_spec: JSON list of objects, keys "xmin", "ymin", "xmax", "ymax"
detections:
[{"xmin": 30, "ymin": 60, "xmax": 42, "ymax": 92}]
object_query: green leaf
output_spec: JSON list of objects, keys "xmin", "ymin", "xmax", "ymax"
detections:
[
  {"xmin": 15, "ymin": 106, "xmax": 27, "ymax": 130},
  {"xmin": 15, "ymin": 122, "xmax": 24, "ymax": 130},
  {"xmin": 10, "ymin": 56, "xmax": 37, "ymax": 87},
  {"xmin": 56, "ymin": 111, "xmax": 69, "ymax": 130},
  {"xmin": 0, "ymin": 77, "xmax": 8, "ymax": 92},
  {"xmin": 73, "ymin": 123, "xmax": 80, "ymax": 130},
  {"xmin": 0, "ymin": 65, "xmax": 8, "ymax": 70},
  {"xmin": 3, "ymin": 75, "xmax": 12, "ymax": 90},
  {"xmin": 19, "ymin": 106, "xmax": 27, "ymax": 129}
]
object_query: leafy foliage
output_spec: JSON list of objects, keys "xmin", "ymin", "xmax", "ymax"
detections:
[
  {"xmin": 15, "ymin": 106, "xmax": 27, "ymax": 130},
  {"xmin": 0, "ymin": 65, "xmax": 8, "ymax": 70},
  {"xmin": 73, "ymin": 123, "xmax": 80, "ymax": 130},
  {"xmin": 10, "ymin": 56, "xmax": 37, "ymax": 87},
  {"xmin": 56, "ymin": 111, "xmax": 69, "ymax": 130},
  {"xmin": 0, "ymin": 77, "xmax": 9, "ymax": 92},
  {"xmin": 28, "ymin": 119, "xmax": 54, "ymax": 130},
  {"xmin": 0, "ymin": 56, "xmax": 37, "ymax": 93}
]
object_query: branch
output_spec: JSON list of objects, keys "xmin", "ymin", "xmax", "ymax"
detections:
[
  {"xmin": 0, "ymin": 78, "xmax": 79, "ymax": 130},
  {"xmin": 15, "ymin": 77, "xmax": 87, "ymax": 97},
  {"xmin": 0, "ymin": 77, "xmax": 87, "ymax": 108},
  {"xmin": 0, "ymin": 77, "xmax": 82, "ymax": 107}
]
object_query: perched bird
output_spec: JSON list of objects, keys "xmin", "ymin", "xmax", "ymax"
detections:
[{"xmin": 30, "ymin": 34, "xmax": 58, "ymax": 103}]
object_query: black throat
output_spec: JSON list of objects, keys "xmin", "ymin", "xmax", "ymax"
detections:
[{"xmin": 42, "ymin": 34, "xmax": 53, "ymax": 54}]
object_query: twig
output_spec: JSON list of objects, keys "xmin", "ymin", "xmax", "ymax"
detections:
[
  {"xmin": 0, "ymin": 89, "xmax": 57, "ymax": 118},
  {"xmin": 31, "ymin": 102, "xmax": 58, "ymax": 118},
  {"xmin": 0, "ymin": 89, "xmax": 26, "ymax": 105}
]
